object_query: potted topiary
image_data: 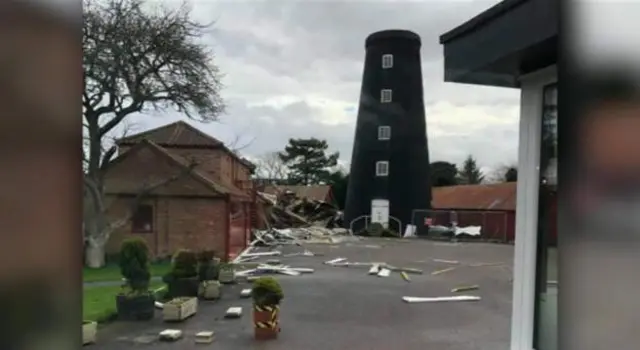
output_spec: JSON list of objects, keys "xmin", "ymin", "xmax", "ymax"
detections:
[
  {"xmin": 252, "ymin": 276, "xmax": 284, "ymax": 340},
  {"xmin": 163, "ymin": 249, "xmax": 199, "ymax": 298},
  {"xmin": 218, "ymin": 262, "xmax": 236, "ymax": 284},
  {"xmin": 115, "ymin": 238, "xmax": 155, "ymax": 320},
  {"xmin": 197, "ymin": 250, "xmax": 220, "ymax": 300}
]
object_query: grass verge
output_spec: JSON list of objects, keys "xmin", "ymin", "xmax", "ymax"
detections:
[
  {"xmin": 83, "ymin": 282, "xmax": 164, "ymax": 323},
  {"xmin": 83, "ymin": 262, "xmax": 172, "ymax": 283}
]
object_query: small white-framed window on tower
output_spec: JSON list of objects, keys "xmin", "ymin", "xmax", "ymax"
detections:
[
  {"xmin": 378, "ymin": 126, "xmax": 391, "ymax": 140},
  {"xmin": 375, "ymin": 161, "xmax": 389, "ymax": 177},
  {"xmin": 380, "ymin": 89, "xmax": 392, "ymax": 103},
  {"xmin": 382, "ymin": 54, "xmax": 393, "ymax": 69}
]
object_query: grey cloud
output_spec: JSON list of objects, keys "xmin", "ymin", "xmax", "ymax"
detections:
[{"xmin": 130, "ymin": 0, "xmax": 520, "ymax": 172}]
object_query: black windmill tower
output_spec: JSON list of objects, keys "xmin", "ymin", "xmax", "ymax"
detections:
[{"xmin": 344, "ymin": 29, "xmax": 432, "ymax": 234}]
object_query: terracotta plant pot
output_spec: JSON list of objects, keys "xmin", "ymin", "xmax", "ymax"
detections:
[{"xmin": 253, "ymin": 304, "xmax": 280, "ymax": 340}]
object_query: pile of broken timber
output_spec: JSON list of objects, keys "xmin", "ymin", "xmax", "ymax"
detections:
[{"xmin": 258, "ymin": 189, "xmax": 343, "ymax": 229}]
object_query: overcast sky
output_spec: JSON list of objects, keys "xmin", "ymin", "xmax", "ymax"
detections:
[{"xmin": 127, "ymin": 0, "xmax": 520, "ymax": 173}]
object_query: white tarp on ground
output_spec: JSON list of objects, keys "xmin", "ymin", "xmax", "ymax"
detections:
[
  {"xmin": 403, "ymin": 224, "xmax": 417, "ymax": 238},
  {"xmin": 454, "ymin": 226, "xmax": 481, "ymax": 236}
]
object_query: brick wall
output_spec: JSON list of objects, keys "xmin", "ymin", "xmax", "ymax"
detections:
[{"xmin": 106, "ymin": 196, "xmax": 228, "ymax": 259}]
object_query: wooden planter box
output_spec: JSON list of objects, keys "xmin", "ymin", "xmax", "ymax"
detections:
[
  {"xmin": 82, "ymin": 321, "xmax": 97, "ymax": 345},
  {"xmin": 198, "ymin": 281, "xmax": 221, "ymax": 300},
  {"xmin": 253, "ymin": 304, "xmax": 280, "ymax": 340},
  {"xmin": 163, "ymin": 297, "xmax": 198, "ymax": 322},
  {"xmin": 219, "ymin": 269, "xmax": 236, "ymax": 284}
]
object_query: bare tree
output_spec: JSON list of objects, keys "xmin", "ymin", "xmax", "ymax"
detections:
[
  {"xmin": 82, "ymin": 0, "xmax": 224, "ymax": 267},
  {"xmin": 254, "ymin": 151, "xmax": 289, "ymax": 182}
]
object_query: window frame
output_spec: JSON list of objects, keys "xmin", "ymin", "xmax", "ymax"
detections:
[
  {"xmin": 380, "ymin": 89, "xmax": 392, "ymax": 103},
  {"xmin": 375, "ymin": 161, "xmax": 389, "ymax": 177},
  {"xmin": 382, "ymin": 54, "xmax": 393, "ymax": 69},
  {"xmin": 378, "ymin": 126, "xmax": 391, "ymax": 140},
  {"xmin": 131, "ymin": 204, "xmax": 154, "ymax": 233}
]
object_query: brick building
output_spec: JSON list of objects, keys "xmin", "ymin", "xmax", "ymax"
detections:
[{"xmin": 102, "ymin": 120, "xmax": 256, "ymax": 261}]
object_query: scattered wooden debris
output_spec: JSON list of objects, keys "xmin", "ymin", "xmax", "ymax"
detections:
[
  {"xmin": 433, "ymin": 259, "xmax": 460, "ymax": 265},
  {"xmin": 400, "ymin": 272, "xmax": 411, "ymax": 282},
  {"xmin": 194, "ymin": 331, "xmax": 215, "ymax": 344},
  {"xmin": 377, "ymin": 268, "xmax": 391, "ymax": 277},
  {"xmin": 325, "ymin": 257, "xmax": 347, "ymax": 265},
  {"xmin": 402, "ymin": 295, "xmax": 481, "ymax": 303},
  {"xmin": 244, "ymin": 251, "xmax": 282, "ymax": 258},
  {"xmin": 386, "ymin": 265, "xmax": 423, "ymax": 275},
  {"xmin": 158, "ymin": 329, "xmax": 183, "ymax": 341},
  {"xmin": 451, "ymin": 285, "xmax": 480, "ymax": 292},
  {"xmin": 225, "ymin": 307, "xmax": 243, "ymax": 318},
  {"xmin": 432, "ymin": 267, "xmax": 456, "ymax": 276},
  {"xmin": 469, "ymin": 262, "xmax": 504, "ymax": 267},
  {"xmin": 289, "ymin": 267, "xmax": 314, "ymax": 274},
  {"xmin": 258, "ymin": 189, "xmax": 343, "ymax": 229}
]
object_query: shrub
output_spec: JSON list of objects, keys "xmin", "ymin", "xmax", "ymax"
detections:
[
  {"xmin": 252, "ymin": 276, "xmax": 284, "ymax": 306},
  {"xmin": 197, "ymin": 250, "xmax": 215, "ymax": 263},
  {"xmin": 197, "ymin": 250, "xmax": 218, "ymax": 281},
  {"xmin": 119, "ymin": 238, "xmax": 151, "ymax": 294},
  {"xmin": 170, "ymin": 249, "xmax": 198, "ymax": 279}
]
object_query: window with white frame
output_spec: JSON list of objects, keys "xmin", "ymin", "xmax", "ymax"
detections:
[
  {"xmin": 378, "ymin": 126, "xmax": 391, "ymax": 140},
  {"xmin": 375, "ymin": 161, "xmax": 389, "ymax": 176},
  {"xmin": 382, "ymin": 54, "xmax": 393, "ymax": 69},
  {"xmin": 380, "ymin": 89, "xmax": 392, "ymax": 103}
]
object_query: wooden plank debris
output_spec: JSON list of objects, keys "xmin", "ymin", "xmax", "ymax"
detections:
[
  {"xmin": 402, "ymin": 295, "xmax": 481, "ymax": 303},
  {"xmin": 325, "ymin": 258, "xmax": 347, "ymax": 265},
  {"xmin": 377, "ymin": 268, "xmax": 391, "ymax": 277},
  {"xmin": 433, "ymin": 259, "xmax": 460, "ymax": 264},
  {"xmin": 451, "ymin": 285, "xmax": 479, "ymax": 293},
  {"xmin": 431, "ymin": 267, "xmax": 456, "ymax": 276},
  {"xmin": 400, "ymin": 272, "xmax": 411, "ymax": 282}
]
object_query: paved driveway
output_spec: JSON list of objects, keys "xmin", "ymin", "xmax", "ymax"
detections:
[{"xmin": 92, "ymin": 237, "xmax": 514, "ymax": 350}]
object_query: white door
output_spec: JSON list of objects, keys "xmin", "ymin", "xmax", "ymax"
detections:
[{"xmin": 371, "ymin": 199, "xmax": 389, "ymax": 228}]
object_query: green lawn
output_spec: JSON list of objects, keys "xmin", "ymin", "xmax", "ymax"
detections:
[
  {"xmin": 83, "ymin": 282, "xmax": 164, "ymax": 323},
  {"xmin": 83, "ymin": 262, "xmax": 172, "ymax": 283}
]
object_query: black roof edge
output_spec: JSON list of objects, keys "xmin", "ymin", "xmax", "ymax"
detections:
[{"xmin": 439, "ymin": 0, "xmax": 528, "ymax": 44}]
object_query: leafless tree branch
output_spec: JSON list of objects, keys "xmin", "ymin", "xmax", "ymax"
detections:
[{"xmin": 82, "ymin": 0, "xmax": 225, "ymax": 255}]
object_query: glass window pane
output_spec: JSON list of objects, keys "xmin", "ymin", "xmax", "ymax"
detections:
[{"xmin": 534, "ymin": 83, "xmax": 558, "ymax": 350}]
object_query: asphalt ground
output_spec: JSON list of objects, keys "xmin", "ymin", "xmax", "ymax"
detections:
[{"xmin": 92, "ymin": 237, "xmax": 514, "ymax": 350}]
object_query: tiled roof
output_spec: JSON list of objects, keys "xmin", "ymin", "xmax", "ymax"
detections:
[
  {"xmin": 107, "ymin": 139, "xmax": 249, "ymax": 199},
  {"xmin": 432, "ymin": 182, "xmax": 517, "ymax": 211},
  {"xmin": 117, "ymin": 120, "xmax": 223, "ymax": 147},
  {"xmin": 262, "ymin": 185, "xmax": 333, "ymax": 203}
]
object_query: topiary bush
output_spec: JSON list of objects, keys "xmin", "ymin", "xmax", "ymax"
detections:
[
  {"xmin": 119, "ymin": 238, "xmax": 151, "ymax": 295},
  {"xmin": 197, "ymin": 250, "xmax": 218, "ymax": 281},
  {"xmin": 171, "ymin": 249, "xmax": 198, "ymax": 278},
  {"xmin": 252, "ymin": 276, "xmax": 284, "ymax": 306}
]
